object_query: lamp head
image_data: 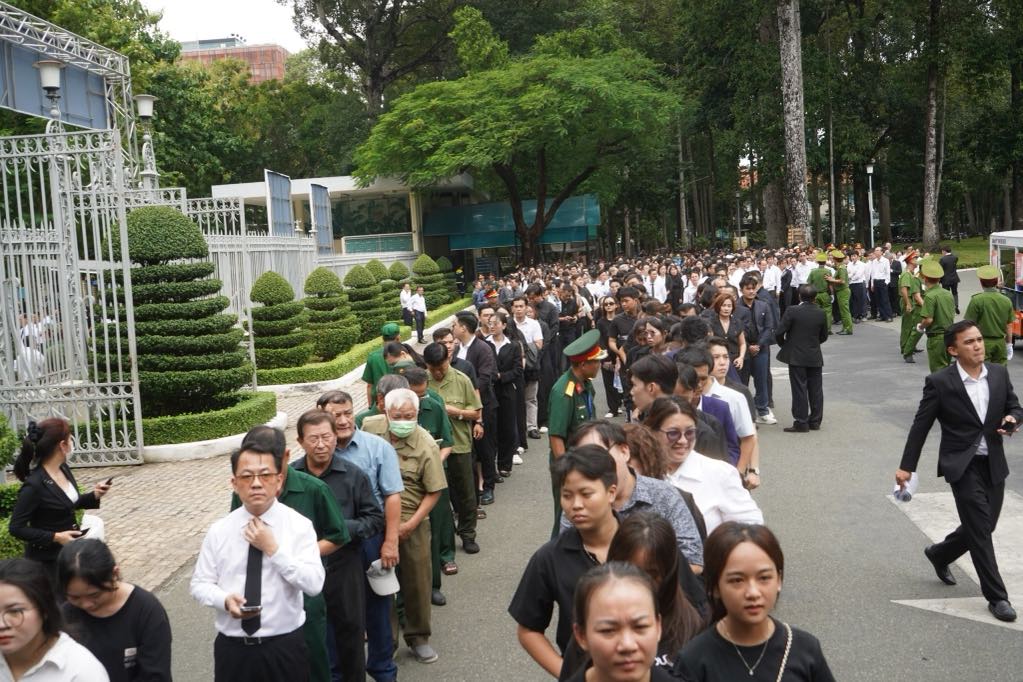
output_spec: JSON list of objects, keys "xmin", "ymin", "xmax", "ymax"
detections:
[
  {"xmin": 134, "ymin": 94, "xmax": 157, "ymax": 121},
  {"xmin": 866, "ymin": 162, "xmax": 874, "ymax": 175},
  {"xmin": 33, "ymin": 60, "xmax": 65, "ymax": 95}
]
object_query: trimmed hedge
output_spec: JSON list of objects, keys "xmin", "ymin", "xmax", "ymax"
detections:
[
  {"xmin": 0, "ymin": 414, "xmax": 16, "ymax": 470},
  {"xmin": 343, "ymin": 265, "xmax": 392, "ymax": 342},
  {"xmin": 412, "ymin": 253, "xmax": 440, "ymax": 275},
  {"xmin": 110, "ymin": 206, "xmax": 208, "ymax": 265},
  {"xmin": 141, "ymin": 391, "xmax": 277, "ymax": 445},
  {"xmin": 436, "ymin": 256, "xmax": 453, "ymax": 272},
  {"xmin": 413, "ymin": 254, "xmax": 453, "ymax": 307},
  {"xmin": 250, "ymin": 272, "xmax": 312, "ymax": 369},
  {"xmin": 365, "ymin": 259, "xmax": 389, "ymax": 283},
  {"xmin": 388, "ymin": 261, "xmax": 410, "ymax": 280},
  {"xmin": 133, "ymin": 314, "xmax": 236, "ymax": 337},
  {"xmin": 303, "ymin": 268, "xmax": 355, "ymax": 361},
  {"xmin": 133, "ymin": 296, "xmax": 230, "ymax": 322},
  {"xmin": 130, "ymin": 279, "xmax": 222, "ymax": 303},
  {"xmin": 130, "ymin": 262, "xmax": 215, "ymax": 284}
]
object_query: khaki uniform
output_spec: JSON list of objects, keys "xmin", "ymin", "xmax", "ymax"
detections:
[
  {"xmin": 428, "ymin": 367, "xmax": 482, "ymax": 543},
  {"xmin": 808, "ymin": 266, "xmax": 831, "ymax": 313},
  {"xmin": 921, "ymin": 284, "xmax": 956, "ymax": 372},
  {"xmin": 965, "ymin": 288, "xmax": 1015, "ymax": 365},
  {"xmin": 362, "ymin": 416, "xmax": 446, "ymax": 648}
]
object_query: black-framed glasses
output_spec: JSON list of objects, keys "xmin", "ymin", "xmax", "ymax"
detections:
[
  {"xmin": 659, "ymin": 427, "xmax": 697, "ymax": 444},
  {"xmin": 235, "ymin": 472, "xmax": 280, "ymax": 485}
]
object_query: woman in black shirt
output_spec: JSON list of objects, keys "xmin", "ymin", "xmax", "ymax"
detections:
[
  {"xmin": 707, "ymin": 294, "xmax": 746, "ymax": 372},
  {"xmin": 59, "ymin": 539, "xmax": 172, "ymax": 682},
  {"xmin": 673, "ymin": 523, "xmax": 835, "ymax": 682},
  {"xmin": 595, "ymin": 296, "xmax": 623, "ymax": 418}
]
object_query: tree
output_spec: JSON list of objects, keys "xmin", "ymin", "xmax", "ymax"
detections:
[
  {"xmin": 777, "ymin": 0, "xmax": 810, "ymax": 244},
  {"xmin": 249, "ymin": 272, "xmax": 313, "ymax": 369},
  {"xmin": 355, "ymin": 17, "xmax": 676, "ymax": 264}
]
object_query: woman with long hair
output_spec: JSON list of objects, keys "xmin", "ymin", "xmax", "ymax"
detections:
[
  {"xmin": 644, "ymin": 398, "xmax": 761, "ymax": 535},
  {"xmin": 708, "ymin": 294, "xmax": 746, "ymax": 371},
  {"xmin": 487, "ymin": 309, "xmax": 524, "ymax": 477},
  {"xmin": 666, "ymin": 264, "xmax": 685, "ymax": 314},
  {"xmin": 9, "ymin": 419, "xmax": 111, "ymax": 583},
  {"xmin": 643, "ymin": 318, "xmax": 669, "ymax": 356},
  {"xmin": 58, "ymin": 539, "xmax": 172, "ymax": 681},
  {"xmin": 0, "ymin": 558, "xmax": 107, "ymax": 680},
  {"xmin": 674, "ymin": 523, "xmax": 836, "ymax": 681},
  {"xmin": 596, "ymin": 296, "xmax": 623, "ymax": 418}
]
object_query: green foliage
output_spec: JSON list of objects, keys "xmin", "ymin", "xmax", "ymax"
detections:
[
  {"xmin": 302, "ymin": 269, "xmax": 354, "ymax": 360},
  {"xmin": 0, "ymin": 518, "xmax": 26, "ymax": 561},
  {"xmin": 133, "ymin": 314, "xmax": 237, "ymax": 337},
  {"xmin": 378, "ymin": 279, "xmax": 399, "ymax": 293},
  {"xmin": 343, "ymin": 265, "xmax": 376, "ymax": 288},
  {"xmin": 251, "ymin": 302, "xmax": 306, "ymax": 322},
  {"xmin": 137, "ymin": 365, "xmax": 253, "ymax": 399},
  {"xmin": 365, "ymin": 259, "xmax": 390, "ymax": 282},
  {"xmin": 412, "ymin": 254, "xmax": 440, "ymax": 275},
  {"xmin": 435, "ymin": 256, "xmax": 453, "ymax": 272},
  {"xmin": 130, "ymin": 262, "xmax": 215, "ymax": 284},
  {"xmin": 141, "ymin": 391, "xmax": 277, "ymax": 445},
  {"xmin": 0, "ymin": 415, "xmax": 16, "ymax": 471},
  {"xmin": 130, "ymin": 279, "xmax": 223, "ymax": 303},
  {"xmin": 304, "ymin": 267, "xmax": 344, "ymax": 297},
  {"xmin": 0, "ymin": 484, "xmax": 20, "ymax": 518},
  {"xmin": 250, "ymin": 272, "xmax": 296, "ymax": 306},
  {"xmin": 451, "ymin": 6, "xmax": 509, "ymax": 73},
  {"xmin": 115, "ymin": 207, "xmax": 207, "ymax": 265},
  {"xmin": 388, "ymin": 261, "xmax": 410, "ymax": 280},
  {"xmin": 133, "ymin": 297, "xmax": 230, "ymax": 322}
]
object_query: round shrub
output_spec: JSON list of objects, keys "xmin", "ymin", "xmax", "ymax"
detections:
[
  {"xmin": 413, "ymin": 253, "xmax": 453, "ymax": 306},
  {"xmin": 304, "ymin": 267, "xmax": 344, "ymax": 297},
  {"xmin": 250, "ymin": 272, "xmax": 312, "ymax": 369},
  {"xmin": 251, "ymin": 301, "xmax": 307, "ymax": 322},
  {"xmin": 389, "ymin": 261, "xmax": 410, "ymax": 280},
  {"xmin": 365, "ymin": 259, "xmax": 389, "ymax": 283},
  {"xmin": 251, "ymin": 271, "xmax": 296, "ymax": 306},
  {"xmin": 304, "ymin": 267, "xmax": 355, "ymax": 361},
  {"xmin": 114, "ymin": 206, "xmax": 209, "ymax": 265},
  {"xmin": 436, "ymin": 256, "xmax": 453, "ymax": 273},
  {"xmin": 343, "ymin": 265, "xmax": 376, "ymax": 288},
  {"xmin": 378, "ymin": 278, "xmax": 399, "ymax": 293},
  {"xmin": 412, "ymin": 253, "xmax": 440, "ymax": 276}
]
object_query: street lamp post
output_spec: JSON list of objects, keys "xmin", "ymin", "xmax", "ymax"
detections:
[
  {"xmin": 866, "ymin": 161, "xmax": 876, "ymax": 249},
  {"xmin": 134, "ymin": 94, "xmax": 159, "ymax": 190},
  {"xmin": 33, "ymin": 60, "xmax": 65, "ymax": 132}
]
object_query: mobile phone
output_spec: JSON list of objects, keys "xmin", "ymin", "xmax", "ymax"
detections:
[
  {"xmin": 1002, "ymin": 420, "xmax": 1019, "ymax": 434},
  {"xmin": 239, "ymin": 605, "xmax": 261, "ymax": 614},
  {"xmin": 77, "ymin": 527, "xmax": 90, "ymax": 536},
  {"xmin": 104, "ymin": 476, "xmax": 115, "ymax": 485}
]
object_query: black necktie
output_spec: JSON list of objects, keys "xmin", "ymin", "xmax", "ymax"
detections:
[{"xmin": 242, "ymin": 544, "xmax": 262, "ymax": 635}]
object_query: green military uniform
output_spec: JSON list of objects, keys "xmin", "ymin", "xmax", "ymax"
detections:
[
  {"xmin": 831, "ymin": 251, "xmax": 853, "ymax": 333},
  {"xmin": 361, "ymin": 416, "xmax": 446, "ymax": 649},
  {"xmin": 361, "ymin": 323, "xmax": 401, "ymax": 403},
  {"xmin": 920, "ymin": 260, "xmax": 957, "ymax": 372},
  {"xmin": 547, "ymin": 329, "xmax": 604, "ymax": 538},
  {"xmin": 231, "ymin": 469, "xmax": 349, "ymax": 682},
  {"xmin": 899, "ymin": 262, "xmax": 924, "ymax": 359},
  {"xmin": 965, "ymin": 265, "xmax": 1015, "ymax": 365},
  {"xmin": 808, "ymin": 255, "xmax": 831, "ymax": 313},
  {"xmin": 428, "ymin": 366, "xmax": 481, "ymax": 544}
]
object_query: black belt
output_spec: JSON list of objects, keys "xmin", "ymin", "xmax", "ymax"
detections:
[
  {"xmin": 926, "ymin": 331, "xmax": 944, "ymax": 338},
  {"xmin": 218, "ymin": 629, "xmax": 299, "ymax": 646}
]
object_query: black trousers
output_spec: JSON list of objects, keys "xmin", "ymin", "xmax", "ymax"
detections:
[
  {"xmin": 872, "ymin": 280, "xmax": 892, "ymax": 320},
  {"xmin": 930, "ymin": 456, "xmax": 1008, "ymax": 603},
  {"xmin": 215, "ymin": 628, "xmax": 308, "ymax": 682},
  {"xmin": 942, "ymin": 281, "xmax": 960, "ymax": 311},
  {"xmin": 495, "ymin": 383, "xmax": 520, "ymax": 471},
  {"xmin": 600, "ymin": 364, "xmax": 622, "ymax": 415},
  {"xmin": 476, "ymin": 394, "xmax": 499, "ymax": 490},
  {"xmin": 788, "ymin": 365, "xmax": 823, "ymax": 428},
  {"xmin": 850, "ymin": 282, "xmax": 867, "ymax": 319},
  {"xmin": 325, "ymin": 548, "xmax": 367, "ymax": 682},
  {"xmin": 413, "ymin": 310, "xmax": 425, "ymax": 341}
]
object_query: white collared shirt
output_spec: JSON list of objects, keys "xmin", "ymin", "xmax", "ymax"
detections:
[
  {"xmin": 665, "ymin": 451, "xmax": 764, "ymax": 535},
  {"xmin": 515, "ymin": 316, "xmax": 543, "ymax": 347},
  {"xmin": 728, "ymin": 268, "xmax": 746, "ymax": 289},
  {"xmin": 652, "ymin": 276, "xmax": 668, "ymax": 302},
  {"xmin": 792, "ymin": 261, "xmax": 812, "ymax": 287},
  {"xmin": 871, "ymin": 256, "xmax": 891, "ymax": 280},
  {"xmin": 761, "ymin": 265, "xmax": 782, "ymax": 294},
  {"xmin": 456, "ymin": 336, "xmax": 474, "ymax": 361},
  {"xmin": 410, "ymin": 293, "xmax": 426, "ymax": 313},
  {"xmin": 190, "ymin": 499, "xmax": 324, "ymax": 637},
  {"xmin": 400, "ymin": 289, "xmax": 412, "ymax": 309},
  {"xmin": 0, "ymin": 632, "xmax": 108, "ymax": 681},
  {"xmin": 958, "ymin": 362, "xmax": 990, "ymax": 456},
  {"xmin": 706, "ymin": 378, "xmax": 755, "ymax": 438}
]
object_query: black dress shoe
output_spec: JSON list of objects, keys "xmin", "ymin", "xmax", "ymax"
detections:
[
  {"xmin": 493, "ymin": 475, "xmax": 504, "ymax": 484},
  {"xmin": 528, "ymin": 429, "xmax": 542, "ymax": 439},
  {"xmin": 989, "ymin": 600, "xmax": 1017, "ymax": 622},
  {"xmin": 783, "ymin": 424, "xmax": 809, "ymax": 433},
  {"xmin": 498, "ymin": 469, "xmax": 512, "ymax": 478},
  {"xmin": 480, "ymin": 489, "xmax": 495, "ymax": 505},
  {"xmin": 808, "ymin": 424, "xmax": 821, "ymax": 430},
  {"xmin": 431, "ymin": 589, "xmax": 447, "ymax": 607},
  {"xmin": 924, "ymin": 544, "xmax": 956, "ymax": 585},
  {"xmin": 462, "ymin": 539, "xmax": 480, "ymax": 554}
]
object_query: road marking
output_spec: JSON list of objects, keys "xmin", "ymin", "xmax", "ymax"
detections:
[{"xmin": 889, "ymin": 490, "xmax": 1023, "ymax": 631}]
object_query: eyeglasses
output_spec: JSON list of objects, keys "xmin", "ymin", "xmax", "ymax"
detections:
[
  {"xmin": 235, "ymin": 472, "xmax": 280, "ymax": 485},
  {"xmin": 0, "ymin": 607, "xmax": 31, "ymax": 629},
  {"xmin": 659, "ymin": 427, "xmax": 697, "ymax": 444},
  {"xmin": 303, "ymin": 435, "xmax": 334, "ymax": 445},
  {"xmin": 604, "ymin": 303, "xmax": 617, "ymax": 307}
]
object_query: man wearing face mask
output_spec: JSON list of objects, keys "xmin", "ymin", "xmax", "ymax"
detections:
[{"xmin": 361, "ymin": 389, "xmax": 447, "ymax": 665}]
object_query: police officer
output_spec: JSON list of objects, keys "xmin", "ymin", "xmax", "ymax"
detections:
[
  {"xmin": 964, "ymin": 265, "xmax": 1015, "ymax": 365},
  {"xmin": 807, "ymin": 252, "xmax": 832, "ymax": 316},
  {"xmin": 546, "ymin": 329, "xmax": 605, "ymax": 539},
  {"xmin": 899, "ymin": 252, "xmax": 924, "ymax": 363},
  {"xmin": 917, "ymin": 259, "xmax": 957, "ymax": 372},
  {"xmin": 828, "ymin": 250, "xmax": 853, "ymax": 335}
]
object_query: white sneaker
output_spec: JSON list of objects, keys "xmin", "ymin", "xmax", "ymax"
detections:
[
  {"xmin": 539, "ymin": 426, "xmax": 549, "ymax": 434},
  {"xmin": 756, "ymin": 413, "xmax": 777, "ymax": 425},
  {"xmin": 516, "ymin": 446, "xmax": 524, "ymax": 454},
  {"xmin": 603, "ymin": 412, "xmax": 614, "ymax": 419},
  {"xmin": 512, "ymin": 454, "xmax": 524, "ymax": 465}
]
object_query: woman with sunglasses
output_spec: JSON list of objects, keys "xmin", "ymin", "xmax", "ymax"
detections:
[
  {"xmin": 596, "ymin": 296, "xmax": 623, "ymax": 419},
  {"xmin": 0, "ymin": 558, "xmax": 108, "ymax": 680},
  {"xmin": 9, "ymin": 419, "xmax": 111, "ymax": 585},
  {"xmin": 644, "ymin": 397, "xmax": 762, "ymax": 535}
]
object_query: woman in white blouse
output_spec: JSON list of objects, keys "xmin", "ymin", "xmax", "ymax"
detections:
[{"xmin": 643, "ymin": 397, "xmax": 763, "ymax": 535}]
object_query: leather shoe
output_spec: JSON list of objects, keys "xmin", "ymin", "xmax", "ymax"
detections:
[
  {"xmin": 480, "ymin": 489, "xmax": 495, "ymax": 505},
  {"xmin": 442, "ymin": 561, "xmax": 458, "ymax": 576},
  {"xmin": 493, "ymin": 475, "xmax": 504, "ymax": 484},
  {"xmin": 989, "ymin": 600, "xmax": 1017, "ymax": 622},
  {"xmin": 808, "ymin": 424, "xmax": 821, "ymax": 431},
  {"xmin": 431, "ymin": 589, "xmax": 447, "ymax": 607},
  {"xmin": 462, "ymin": 539, "xmax": 480, "ymax": 554},
  {"xmin": 528, "ymin": 429, "xmax": 542, "ymax": 439},
  {"xmin": 783, "ymin": 424, "xmax": 809, "ymax": 433},
  {"xmin": 498, "ymin": 470, "xmax": 512, "ymax": 478},
  {"xmin": 924, "ymin": 545, "xmax": 956, "ymax": 585}
]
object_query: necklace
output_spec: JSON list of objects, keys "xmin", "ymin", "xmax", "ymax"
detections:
[{"xmin": 719, "ymin": 621, "xmax": 771, "ymax": 676}]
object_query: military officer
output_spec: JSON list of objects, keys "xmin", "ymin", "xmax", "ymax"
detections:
[
  {"xmin": 546, "ymin": 328, "xmax": 605, "ymax": 538},
  {"xmin": 807, "ymin": 252, "xmax": 832, "ymax": 316},
  {"xmin": 899, "ymin": 252, "xmax": 925, "ymax": 363},
  {"xmin": 964, "ymin": 265, "xmax": 1015, "ymax": 365},
  {"xmin": 917, "ymin": 259, "xmax": 957, "ymax": 372},
  {"xmin": 828, "ymin": 250, "xmax": 853, "ymax": 335}
]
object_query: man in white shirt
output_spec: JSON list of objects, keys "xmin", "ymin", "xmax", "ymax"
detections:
[
  {"xmin": 399, "ymin": 283, "xmax": 413, "ymax": 327},
  {"xmin": 847, "ymin": 251, "xmax": 868, "ymax": 322},
  {"xmin": 761, "ymin": 256, "xmax": 783, "ymax": 301},
  {"xmin": 191, "ymin": 443, "xmax": 325, "ymax": 681},
  {"xmin": 870, "ymin": 247, "xmax": 893, "ymax": 321},
  {"xmin": 699, "ymin": 342, "xmax": 760, "ymax": 489},
  {"xmin": 410, "ymin": 285, "xmax": 427, "ymax": 344},
  {"xmin": 512, "ymin": 297, "xmax": 544, "ymax": 441}
]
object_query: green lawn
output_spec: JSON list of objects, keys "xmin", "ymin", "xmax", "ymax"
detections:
[{"xmin": 895, "ymin": 236, "xmax": 989, "ymax": 268}]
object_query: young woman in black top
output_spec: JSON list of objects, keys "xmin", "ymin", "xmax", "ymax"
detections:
[
  {"xmin": 58, "ymin": 539, "xmax": 172, "ymax": 681},
  {"xmin": 596, "ymin": 296, "xmax": 622, "ymax": 418},
  {"xmin": 487, "ymin": 309, "xmax": 524, "ymax": 476},
  {"xmin": 565, "ymin": 562, "xmax": 676, "ymax": 682},
  {"xmin": 673, "ymin": 523, "xmax": 835, "ymax": 682}
]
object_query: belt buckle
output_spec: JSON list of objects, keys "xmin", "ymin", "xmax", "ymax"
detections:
[{"xmin": 241, "ymin": 636, "xmax": 261, "ymax": 646}]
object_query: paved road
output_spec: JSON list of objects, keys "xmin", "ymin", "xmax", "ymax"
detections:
[{"xmin": 157, "ymin": 270, "xmax": 1023, "ymax": 681}]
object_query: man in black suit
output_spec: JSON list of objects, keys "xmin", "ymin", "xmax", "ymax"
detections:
[
  {"xmin": 775, "ymin": 283, "xmax": 829, "ymax": 433},
  {"xmin": 897, "ymin": 319, "xmax": 1022, "ymax": 622},
  {"xmin": 939, "ymin": 246, "xmax": 961, "ymax": 314},
  {"xmin": 453, "ymin": 311, "xmax": 499, "ymax": 505}
]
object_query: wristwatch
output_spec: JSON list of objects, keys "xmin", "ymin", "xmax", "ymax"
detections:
[{"xmin": 745, "ymin": 467, "xmax": 760, "ymax": 476}]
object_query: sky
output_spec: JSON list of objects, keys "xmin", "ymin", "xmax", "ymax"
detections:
[{"xmin": 141, "ymin": 0, "xmax": 308, "ymax": 53}]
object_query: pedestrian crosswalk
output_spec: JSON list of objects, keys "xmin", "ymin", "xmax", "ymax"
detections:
[{"xmin": 890, "ymin": 491, "xmax": 1023, "ymax": 631}]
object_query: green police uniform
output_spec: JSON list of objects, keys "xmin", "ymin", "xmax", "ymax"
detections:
[
  {"xmin": 547, "ymin": 329, "xmax": 604, "ymax": 538},
  {"xmin": 965, "ymin": 266, "xmax": 1015, "ymax": 365},
  {"xmin": 899, "ymin": 265, "xmax": 924, "ymax": 358},
  {"xmin": 361, "ymin": 323, "xmax": 401, "ymax": 403},
  {"xmin": 231, "ymin": 469, "xmax": 349, "ymax": 682},
  {"xmin": 808, "ymin": 261, "xmax": 831, "ymax": 313},
  {"xmin": 920, "ymin": 261, "xmax": 957, "ymax": 372},
  {"xmin": 831, "ymin": 252, "xmax": 853, "ymax": 333}
]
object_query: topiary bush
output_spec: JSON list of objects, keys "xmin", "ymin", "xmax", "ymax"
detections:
[
  {"xmin": 436, "ymin": 256, "xmax": 459, "ymax": 299},
  {"xmin": 304, "ymin": 267, "xmax": 359, "ymax": 361},
  {"xmin": 388, "ymin": 261, "xmax": 410, "ymax": 281},
  {"xmin": 101, "ymin": 206, "xmax": 250, "ymax": 418},
  {"xmin": 412, "ymin": 254, "xmax": 452, "ymax": 307},
  {"xmin": 0, "ymin": 414, "xmax": 16, "ymax": 470},
  {"xmin": 250, "ymin": 272, "xmax": 312, "ymax": 369},
  {"xmin": 365, "ymin": 258, "xmax": 390, "ymax": 283},
  {"xmin": 344, "ymin": 265, "xmax": 391, "ymax": 341}
]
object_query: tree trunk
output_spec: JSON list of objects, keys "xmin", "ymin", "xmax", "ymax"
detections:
[
  {"xmin": 763, "ymin": 180, "xmax": 788, "ymax": 246},
  {"xmin": 777, "ymin": 0, "xmax": 811, "ymax": 243},
  {"xmin": 879, "ymin": 185, "xmax": 892, "ymax": 242},
  {"xmin": 809, "ymin": 172, "xmax": 822, "ymax": 246},
  {"xmin": 964, "ymin": 193, "xmax": 977, "ymax": 235},
  {"xmin": 676, "ymin": 124, "xmax": 690, "ymax": 248},
  {"xmin": 921, "ymin": 0, "xmax": 942, "ymax": 251},
  {"xmin": 854, "ymin": 170, "xmax": 870, "ymax": 246},
  {"xmin": 706, "ymin": 130, "xmax": 718, "ymax": 232},
  {"xmin": 1004, "ymin": 175, "xmax": 1013, "ymax": 230},
  {"xmin": 1012, "ymin": 60, "xmax": 1023, "ymax": 229},
  {"xmin": 623, "ymin": 206, "xmax": 633, "ymax": 258}
]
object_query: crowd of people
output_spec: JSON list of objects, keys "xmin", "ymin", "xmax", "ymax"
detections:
[{"xmin": 2, "ymin": 238, "xmax": 1019, "ymax": 681}]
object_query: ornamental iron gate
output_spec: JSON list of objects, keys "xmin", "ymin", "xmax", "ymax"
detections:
[{"xmin": 0, "ymin": 130, "xmax": 143, "ymax": 465}]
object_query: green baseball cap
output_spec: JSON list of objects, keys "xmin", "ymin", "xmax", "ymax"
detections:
[{"xmin": 381, "ymin": 322, "xmax": 400, "ymax": 338}]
